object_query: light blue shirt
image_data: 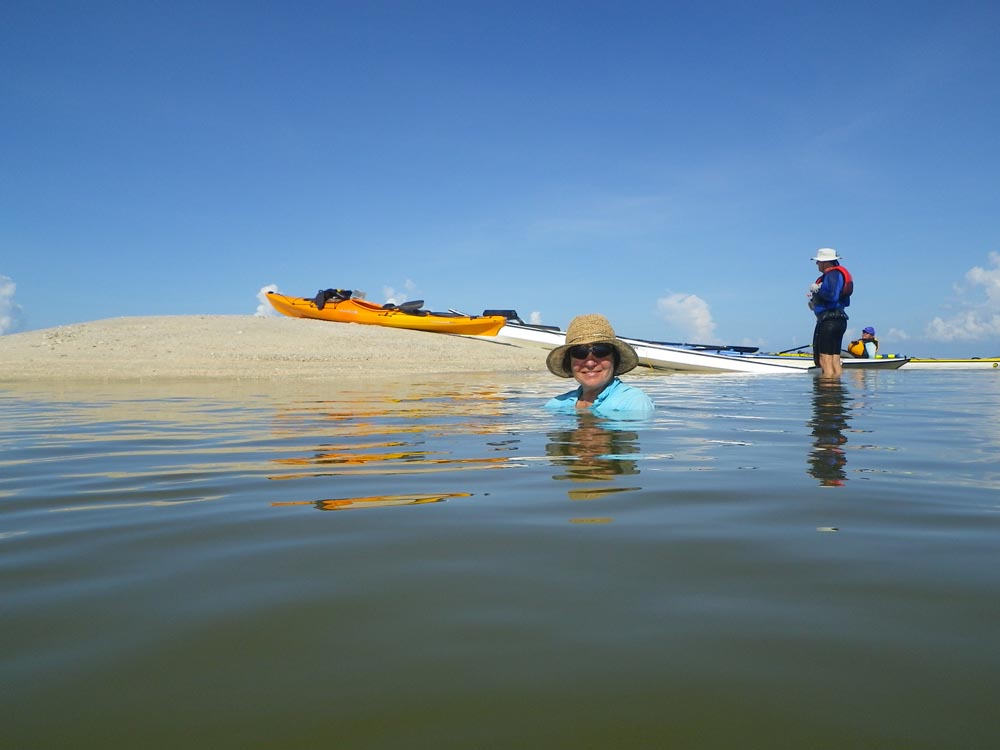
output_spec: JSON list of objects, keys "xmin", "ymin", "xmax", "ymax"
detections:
[{"xmin": 545, "ymin": 377, "xmax": 654, "ymax": 419}]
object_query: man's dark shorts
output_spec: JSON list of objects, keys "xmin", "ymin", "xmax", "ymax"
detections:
[{"xmin": 813, "ymin": 311, "xmax": 848, "ymax": 355}]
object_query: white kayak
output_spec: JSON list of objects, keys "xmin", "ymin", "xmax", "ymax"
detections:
[
  {"xmin": 493, "ymin": 324, "xmax": 805, "ymax": 374},
  {"xmin": 743, "ymin": 352, "xmax": 910, "ymax": 370},
  {"xmin": 763, "ymin": 351, "xmax": 1000, "ymax": 370}
]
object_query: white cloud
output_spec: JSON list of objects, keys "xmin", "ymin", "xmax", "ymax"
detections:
[
  {"xmin": 924, "ymin": 252, "xmax": 1000, "ymax": 342},
  {"xmin": 737, "ymin": 336, "xmax": 768, "ymax": 350},
  {"xmin": 529, "ymin": 311, "xmax": 543, "ymax": 325},
  {"xmin": 0, "ymin": 275, "xmax": 23, "ymax": 334},
  {"xmin": 925, "ymin": 311, "xmax": 1000, "ymax": 341},
  {"xmin": 656, "ymin": 292, "xmax": 717, "ymax": 343},
  {"xmin": 255, "ymin": 284, "xmax": 279, "ymax": 316},
  {"xmin": 966, "ymin": 251, "xmax": 1000, "ymax": 305},
  {"xmin": 382, "ymin": 279, "xmax": 417, "ymax": 305}
]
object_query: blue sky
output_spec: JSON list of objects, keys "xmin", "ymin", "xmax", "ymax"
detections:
[{"xmin": 3, "ymin": 1, "xmax": 999, "ymax": 357}]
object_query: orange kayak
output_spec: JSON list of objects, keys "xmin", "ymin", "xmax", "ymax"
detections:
[{"xmin": 266, "ymin": 291, "xmax": 507, "ymax": 336}]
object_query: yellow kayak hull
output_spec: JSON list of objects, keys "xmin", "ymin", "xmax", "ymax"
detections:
[{"xmin": 266, "ymin": 292, "xmax": 506, "ymax": 336}]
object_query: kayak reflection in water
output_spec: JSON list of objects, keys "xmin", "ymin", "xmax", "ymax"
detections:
[
  {"xmin": 807, "ymin": 378, "xmax": 852, "ymax": 486},
  {"xmin": 546, "ymin": 417, "xmax": 642, "ymax": 500}
]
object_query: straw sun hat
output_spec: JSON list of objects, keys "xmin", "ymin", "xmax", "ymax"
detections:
[{"xmin": 546, "ymin": 314, "xmax": 640, "ymax": 378}]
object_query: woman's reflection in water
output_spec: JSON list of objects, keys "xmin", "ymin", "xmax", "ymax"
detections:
[
  {"xmin": 546, "ymin": 416, "xmax": 642, "ymax": 500},
  {"xmin": 808, "ymin": 377, "xmax": 851, "ymax": 486}
]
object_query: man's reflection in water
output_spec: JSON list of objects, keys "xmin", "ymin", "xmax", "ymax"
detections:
[
  {"xmin": 808, "ymin": 377, "xmax": 851, "ymax": 486},
  {"xmin": 546, "ymin": 416, "xmax": 642, "ymax": 500}
]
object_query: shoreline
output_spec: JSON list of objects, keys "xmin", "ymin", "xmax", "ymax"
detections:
[{"xmin": 0, "ymin": 315, "xmax": 551, "ymax": 382}]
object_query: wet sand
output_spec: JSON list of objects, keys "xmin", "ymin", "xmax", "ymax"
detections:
[{"xmin": 0, "ymin": 315, "xmax": 550, "ymax": 382}]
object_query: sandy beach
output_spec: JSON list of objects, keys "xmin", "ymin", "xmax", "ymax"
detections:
[{"xmin": 0, "ymin": 315, "xmax": 551, "ymax": 382}]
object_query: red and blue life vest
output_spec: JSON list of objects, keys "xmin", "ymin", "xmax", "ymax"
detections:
[{"xmin": 815, "ymin": 265, "xmax": 853, "ymax": 309}]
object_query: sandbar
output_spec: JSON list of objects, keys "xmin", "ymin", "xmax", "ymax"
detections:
[{"xmin": 0, "ymin": 315, "xmax": 551, "ymax": 382}]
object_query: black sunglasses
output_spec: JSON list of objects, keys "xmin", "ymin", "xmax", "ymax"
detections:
[{"xmin": 569, "ymin": 343, "xmax": 614, "ymax": 359}]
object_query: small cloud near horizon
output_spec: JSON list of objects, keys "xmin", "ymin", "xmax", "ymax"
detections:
[
  {"xmin": 256, "ymin": 284, "xmax": 279, "ymax": 316},
  {"xmin": 382, "ymin": 279, "xmax": 417, "ymax": 305},
  {"xmin": 0, "ymin": 275, "xmax": 23, "ymax": 334},
  {"xmin": 737, "ymin": 337, "xmax": 768, "ymax": 351},
  {"xmin": 656, "ymin": 292, "xmax": 717, "ymax": 343},
  {"xmin": 924, "ymin": 251, "xmax": 1000, "ymax": 342}
]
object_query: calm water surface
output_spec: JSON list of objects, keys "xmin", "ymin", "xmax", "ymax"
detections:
[{"xmin": 2, "ymin": 370, "xmax": 999, "ymax": 749}]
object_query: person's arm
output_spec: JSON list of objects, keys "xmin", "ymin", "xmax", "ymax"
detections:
[
  {"xmin": 816, "ymin": 270, "xmax": 844, "ymax": 304},
  {"xmin": 545, "ymin": 389, "xmax": 580, "ymax": 412}
]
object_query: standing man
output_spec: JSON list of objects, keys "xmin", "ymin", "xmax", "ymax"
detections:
[{"xmin": 808, "ymin": 248, "xmax": 853, "ymax": 377}]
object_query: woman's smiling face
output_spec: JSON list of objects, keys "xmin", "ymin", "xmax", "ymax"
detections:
[{"xmin": 570, "ymin": 345, "xmax": 615, "ymax": 391}]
